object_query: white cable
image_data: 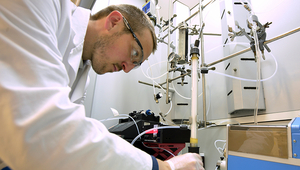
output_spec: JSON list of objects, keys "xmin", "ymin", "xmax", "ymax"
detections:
[
  {"xmin": 206, "ymin": 42, "xmax": 251, "ymax": 54},
  {"xmin": 153, "ymin": 80, "xmax": 167, "ymax": 93},
  {"xmin": 198, "ymin": 124, "xmax": 216, "ymax": 131},
  {"xmin": 141, "ymin": 65, "xmax": 167, "ymax": 93},
  {"xmin": 210, "ymin": 52, "xmax": 278, "ymax": 82},
  {"xmin": 99, "ymin": 114, "xmax": 175, "ymax": 156},
  {"xmin": 101, "ymin": 113, "xmax": 141, "ymax": 137},
  {"xmin": 142, "ymin": 60, "xmax": 168, "ymax": 80},
  {"xmin": 171, "ymin": 72, "xmax": 203, "ymax": 100},
  {"xmin": 119, "ymin": 115, "xmax": 178, "ymax": 157},
  {"xmin": 118, "ymin": 114, "xmax": 141, "ymax": 135},
  {"xmin": 207, "ymin": 41, "xmax": 275, "ymax": 125},
  {"xmin": 158, "ymin": 101, "xmax": 174, "ymax": 124},
  {"xmin": 142, "ymin": 142, "xmax": 176, "ymax": 157},
  {"xmin": 164, "ymin": 100, "xmax": 173, "ymax": 116},
  {"xmin": 171, "ymin": 76, "xmax": 191, "ymax": 100},
  {"xmin": 141, "ymin": 62, "xmax": 151, "ymax": 79},
  {"xmin": 147, "ymin": 60, "xmax": 156, "ymax": 95},
  {"xmin": 146, "ymin": 60, "xmax": 168, "ymax": 80},
  {"xmin": 101, "ymin": 114, "xmax": 178, "ymax": 155},
  {"xmin": 131, "ymin": 126, "xmax": 180, "ymax": 145},
  {"xmin": 149, "ymin": 71, "xmax": 168, "ymax": 80},
  {"xmin": 143, "ymin": 60, "xmax": 174, "ymax": 119},
  {"xmin": 171, "ymin": 72, "xmax": 212, "ymax": 118},
  {"xmin": 99, "ymin": 117, "xmax": 128, "ymax": 122},
  {"xmin": 214, "ymin": 140, "xmax": 226, "ymax": 156}
]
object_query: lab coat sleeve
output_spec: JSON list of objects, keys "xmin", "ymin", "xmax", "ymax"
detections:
[{"xmin": 0, "ymin": 0, "xmax": 153, "ymax": 169}]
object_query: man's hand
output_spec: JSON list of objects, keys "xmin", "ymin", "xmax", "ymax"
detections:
[{"xmin": 157, "ymin": 153, "xmax": 204, "ymax": 170}]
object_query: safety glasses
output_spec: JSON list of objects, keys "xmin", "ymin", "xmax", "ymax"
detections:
[{"xmin": 122, "ymin": 15, "xmax": 144, "ymax": 68}]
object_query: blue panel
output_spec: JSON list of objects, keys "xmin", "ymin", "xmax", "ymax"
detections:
[
  {"xmin": 292, "ymin": 134, "xmax": 300, "ymax": 158},
  {"xmin": 291, "ymin": 117, "xmax": 300, "ymax": 159},
  {"xmin": 228, "ymin": 155, "xmax": 300, "ymax": 170},
  {"xmin": 142, "ymin": 2, "xmax": 150, "ymax": 14},
  {"xmin": 291, "ymin": 117, "xmax": 300, "ymax": 133}
]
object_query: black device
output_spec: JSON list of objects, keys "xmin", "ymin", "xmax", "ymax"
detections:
[{"xmin": 108, "ymin": 110, "xmax": 191, "ymax": 160}]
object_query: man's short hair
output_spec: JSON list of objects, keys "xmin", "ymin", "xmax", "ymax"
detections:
[{"xmin": 91, "ymin": 4, "xmax": 157, "ymax": 53}]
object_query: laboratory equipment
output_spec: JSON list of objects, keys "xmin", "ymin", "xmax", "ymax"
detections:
[
  {"xmin": 108, "ymin": 110, "xmax": 190, "ymax": 160},
  {"xmin": 223, "ymin": 117, "xmax": 300, "ymax": 170},
  {"xmin": 142, "ymin": 0, "xmax": 157, "ymax": 17},
  {"xmin": 142, "ymin": 0, "xmax": 157, "ymax": 25},
  {"xmin": 177, "ymin": 23, "xmax": 189, "ymax": 64},
  {"xmin": 139, "ymin": 1, "xmax": 300, "ymax": 168}
]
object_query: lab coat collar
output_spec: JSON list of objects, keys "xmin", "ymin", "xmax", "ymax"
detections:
[
  {"xmin": 71, "ymin": 7, "xmax": 91, "ymax": 46},
  {"xmin": 67, "ymin": 6, "xmax": 91, "ymax": 87}
]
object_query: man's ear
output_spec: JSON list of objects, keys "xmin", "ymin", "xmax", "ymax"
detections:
[{"xmin": 104, "ymin": 10, "xmax": 123, "ymax": 31}]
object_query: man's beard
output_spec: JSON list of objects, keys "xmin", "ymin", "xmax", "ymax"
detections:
[{"xmin": 91, "ymin": 33, "xmax": 120, "ymax": 75}]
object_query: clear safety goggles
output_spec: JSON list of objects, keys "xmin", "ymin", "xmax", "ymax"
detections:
[{"xmin": 122, "ymin": 15, "xmax": 144, "ymax": 68}]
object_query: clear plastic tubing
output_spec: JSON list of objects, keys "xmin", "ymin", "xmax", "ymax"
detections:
[
  {"xmin": 210, "ymin": 52, "xmax": 278, "ymax": 82},
  {"xmin": 207, "ymin": 42, "xmax": 278, "ymax": 82}
]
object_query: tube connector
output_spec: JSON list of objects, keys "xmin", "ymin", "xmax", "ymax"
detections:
[
  {"xmin": 154, "ymin": 92, "xmax": 163, "ymax": 103},
  {"xmin": 188, "ymin": 146, "xmax": 200, "ymax": 153},
  {"xmin": 200, "ymin": 66, "xmax": 215, "ymax": 74},
  {"xmin": 190, "ymin": 47, "xmax": 200, "ymax": 57},
  {"xmin": 190, "ymin": 137, "xmax": 198, "ymax": 144}
]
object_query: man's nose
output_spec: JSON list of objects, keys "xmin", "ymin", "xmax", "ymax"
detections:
[{"xmin": 122, "ymin": 62, "xmax": 135, "ymax": 73}]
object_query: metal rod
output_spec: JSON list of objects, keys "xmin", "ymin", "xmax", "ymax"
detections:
[
  {"xmin": 206, "ymin": 47, "xmax": 250, "ymax": 67},
  {"xmin": 161, "ymin": 0, "xmax": 219, "ymax": 40},
  {"xmin": 162, "ymin": 25, "xmax": 175, "ymax": 33},
  {"xmin": 199, "ymin": 1, "xmax": 207, "ymax": 129},
  {"xmin": 159, "ymin": 72, "xmax": 191, "ymax": 86},
  {"xmin": 138, "ymin": 81, "xmax": 175, "ymax": 93},
  {"xmin": 166, "ymin": 0, "xmax": 172, "ymax": 104},
  {"xmin": 157, "ymin": 38, "xmax": 176, "ymax": 50},
  {"xmin": 206, "ymin": 26, "xmax": 300, "ymax": 67},
  {"xmin": 265, "ymin": 27, "xmax": 300, "ymax": 44},
  {"xmin": 203, "ymin": 33, "xmax": 222, "ymax": 36},
  {"xmin": 191, "ymin": 3, "xmax": 199, "ymax": 11},
  {"xmin": 162, "ymin": 9, "xmax": 200, "ymax": 40},
  {"xmin": 173, "ymin": 0, "xmax": 190, "ymax": 9}
]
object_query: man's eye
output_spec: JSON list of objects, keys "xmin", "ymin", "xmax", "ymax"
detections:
[{"xmin": 132, "ymin": 49, "xmax": 138, "ymax": 57}]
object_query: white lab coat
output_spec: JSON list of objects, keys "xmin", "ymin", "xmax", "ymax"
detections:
[{"xmin": 0, "ymin": 0, "xmax": 153, "ymax": 169}]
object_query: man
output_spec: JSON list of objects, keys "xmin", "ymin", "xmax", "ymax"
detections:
[{"xmin": 0, "ymin": 0, "xmax": 204, "ymax": 170}]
